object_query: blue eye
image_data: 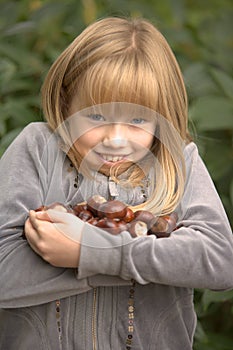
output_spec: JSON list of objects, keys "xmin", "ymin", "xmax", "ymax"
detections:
[
  {"xmin": 131, "ymin": 118, "xmax": 145, "ymax": 124},
  {"xmin": 88, "ymin": 114, "xmax": 105, "ymax": 121}
]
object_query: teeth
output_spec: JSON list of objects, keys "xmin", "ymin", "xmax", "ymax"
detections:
[{"xmin": 101, "ymin": 154, "xmax": 124, "ymax": 162}]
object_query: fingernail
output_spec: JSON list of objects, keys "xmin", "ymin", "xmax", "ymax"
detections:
[{"xmin": 35, "ymin": 211, "xmax": 43, "ymax": 217}]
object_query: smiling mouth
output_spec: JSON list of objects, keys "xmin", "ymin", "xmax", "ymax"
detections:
[{"xmin": 97, "ymin": 153, "xmax": 128, "ymax": 163}]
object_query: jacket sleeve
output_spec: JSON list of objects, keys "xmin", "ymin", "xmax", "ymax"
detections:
[
  {"xmin": 78, "ymin": 143, "xmax": 233, "ymax": 290},
  {"xmin": 0, "ymin": 123, "xmax": 92, "ymax": 308}
]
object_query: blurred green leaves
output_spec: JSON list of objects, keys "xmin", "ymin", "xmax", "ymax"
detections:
[
  {"xmin": 190, "ymin": 96, "xmax": 233, "ymax": 130},
  {"xmin": 0, "ymin": 0, "xmax": 232, "ymax": 348},
  {"xmin": 202, "ymin": 290, "xmax": 233, "ymax": 311},
  {"xmin": 194, "ymin": 289, "xmax": 233, "ymax": 349}
]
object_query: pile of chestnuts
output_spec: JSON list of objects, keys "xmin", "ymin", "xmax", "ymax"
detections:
[{"xmin": 28, "ymin": 195, "xmax": 178, "ymax": 239}]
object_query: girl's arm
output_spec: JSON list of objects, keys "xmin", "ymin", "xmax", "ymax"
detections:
[
  {"xmin": 77, "ymin": 143, "xmax": 233, "ymax": 290},
  {"xmin": 0, "ymin": 123, "xmax": 92, "ymax": 308}
]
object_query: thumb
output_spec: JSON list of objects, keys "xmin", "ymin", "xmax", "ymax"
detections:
[
  {"xmin": 35, "ymin": 210, "xmax": 53, "ymax": 222},
  {"xmin": 45, "ymin": 209, "xmax": 84, "ymax": 227},
  {"xmin": 34, "ymin": 209, "xmax": 74, "ymax": 223},
  {"xmin": 45, "ymin": 209, "xmax": 85, "ymax": 242}
]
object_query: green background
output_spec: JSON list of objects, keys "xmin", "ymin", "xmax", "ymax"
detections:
[{"xmin": 0, "ymin": 0, "xmax": 232, "ymax": 348}]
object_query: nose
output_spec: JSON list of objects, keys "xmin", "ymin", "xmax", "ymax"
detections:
[{"xmin": 102, "ymin": 123, "xmax": 128, "ymax": 148}]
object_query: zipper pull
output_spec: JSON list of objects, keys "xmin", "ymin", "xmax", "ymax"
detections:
[{"xmin": 108, "ymin": 177, "xmax": 119, "ymax": 199}]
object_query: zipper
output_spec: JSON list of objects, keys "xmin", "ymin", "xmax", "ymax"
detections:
[
  {"xmin": 55, "ymin": 299, "xmax": 63, "ymax": 349},
  {"xmin": 108, "ymin": 177, "xmax": 119, "ymax": 199},
  {"xmin": 92, "ymin": 288, "xmax": 97, "ymax": 350}
]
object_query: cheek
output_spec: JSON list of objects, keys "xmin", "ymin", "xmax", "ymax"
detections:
[
  {"xmin": 73, "ymin": 129, "xmax": 101, "ymax": 155},
  {"xmin": 73, "ymin": 135, "xmax": 91, "ymax": 156},
  {"xmin": 132, "ymin": 130, "xmax": 154, "ymax": 149},
  {"xmin": 145, "ymin": 134, "xmax": 154, "ymax": 148}
]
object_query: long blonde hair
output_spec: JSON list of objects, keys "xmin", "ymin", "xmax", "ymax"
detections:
[{"xmin": 41, "ymin": 17, "xmax": 191, "ymax": 215}]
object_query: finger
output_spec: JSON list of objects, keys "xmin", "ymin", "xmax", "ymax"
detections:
[
  {"xmin": 34, "ymin": 210, "xmax": 53, "ymax": 222},
  {"xmin": 25, "ymin": 218, "xmax": 38, "ymax": 242},
  {"xmin": 45, "ymin": 209, "xmax": 84, "ymax": 243},
  {"xmin": 28, "ymin": 210, "xmax": 40, "ymax": 230},
  {"xmin": 24, "ymin": 218, "xmax": 31, "ymax": 239},
  {"xmin": 24, "ymin": 219, "xmax": 41, "ymax": 256},
  {"xmin": 44, "ymin": 209, "xmax": 78, "ymax": 223}
]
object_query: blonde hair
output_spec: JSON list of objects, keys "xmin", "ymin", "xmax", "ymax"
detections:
[{"xmin": 41, "ymin": 17, "xmax": 191, "ymax": 215}]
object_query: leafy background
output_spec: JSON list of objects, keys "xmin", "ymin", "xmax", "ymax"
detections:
[{"xmin": 0, "ymin": 0, "xmax": 232, "ymax": 348}]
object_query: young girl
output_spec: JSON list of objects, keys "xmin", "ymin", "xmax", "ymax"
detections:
[{"xmin": 0, "ymin": 17, "xmax": 232, "ymax": 350}]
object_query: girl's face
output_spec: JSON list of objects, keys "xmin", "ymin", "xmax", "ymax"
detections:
[{"xmin": 68, "ymin": 103, "xmax": 156, "ymax": 175}]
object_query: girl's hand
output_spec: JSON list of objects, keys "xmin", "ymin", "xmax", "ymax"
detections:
[{"xmin": 24, "ymin": 209, "xmax": 85, "ymax": 268}]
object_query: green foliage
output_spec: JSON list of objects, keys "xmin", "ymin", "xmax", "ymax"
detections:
[
  {"xmin": 0, "ymin": 0, "xmax": 86, "ymax": 155},
  {"xmin": 194, "ymin": 289, "xmax": 233, "ymax": 349},
  {"xmin": 0, "ymin": 0, "xmax": 232, "ymax": 348}
]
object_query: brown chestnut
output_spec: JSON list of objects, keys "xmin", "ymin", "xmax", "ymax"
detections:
[
  {"xmin": 129, "ymin": 220, "xmax": 148, "ymax": 237},
  {"xmin": 117, "ymin": 220, "xmax": 129, "ymax": 232},
  {"xmin": 134, "ymin": 210, "xmax": 155, "ymax": 226},
  {"xmin": 97, "ymin": 200, "xmax": 127, "ymax": 219},
  {"xmin": 123, "ymin": 207, "xmax": 135, "ymax": 223},
  {"xmin": 162, "ymin": 213, "xmax": 178, "ymax": 233},
  {"xmin": 86, "ymin": 195, "xmax": 107, "ymax": 216},
  {"xmin": 26, "ymin": 196, "xmax": 178, "ymax": 242},
  {"xmin": 96, "ymin": 217, "xmax": 121, "ymax": 235},
  {"xmin": 148, "ymin": 217, "xmax": 170, "ymax": 238},
  {"xmin": 78, "ymin": 210, "xmax": 93, "ymax": 222},
  {"xmin": 87, "ymin": 217, "xmax": 99, "ymax": 226},
  {"xmin": 73, "ymin": 203, "xmax": 88, "ymax": 216}
]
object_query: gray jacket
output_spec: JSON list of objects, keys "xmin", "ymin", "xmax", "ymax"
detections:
[{"xmin": 0, "ymin": 123, "xmax": 232, "ymax": 350}]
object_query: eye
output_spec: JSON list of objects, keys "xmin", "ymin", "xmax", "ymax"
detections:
[
  {"xmin": 88, "ymin": 114, "xmax": 105, "ymax": 122},
  {"xmin": 131, "ymin": 118, "xmax": 146, "ymax": 125}
]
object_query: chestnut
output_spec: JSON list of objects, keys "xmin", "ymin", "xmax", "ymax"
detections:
[
  {"xmin": 86, "ymin": 195, "xmax": 107, "ymax": 216},
  {"xmin": 97, "ymin": 200, "xmax": 127, "ymax": 219},
  {"xmin": 24, "ymin": 196, "xmax": 178, "ymax": 242},
  {"xmin": 96, "ymin": 217, "xmax": 121, "ymax": 235},
  {"xmin": 154, "ymin": 231, "xmax": 171, "ymax": 238},
  {"xmin": 117, "ymin": 220, "xmax": 129, "ymax": 232},
  {"xmin": 87, "ymin": 217, "xmax": 99, "ymax": 226},
  {"xmin": 162, "ymin": 212, "xmax": 178, "ymax": 233},
  {"xmin": 148, "ymin": 217, "xmax": 170, "ymax": 238},
  {"xmin": 129, "ymin": 220, "xmax": 148, "ymax": 238},
  {"xmin": 134, "ymin": 210, "xmax": 155, "ymax": 226},
  {"xmin": 123, "ymin": 207, "xmax": 135, "ymax": 223},
  {"xmin": 78, "ymin": 210, "xmax": 93, "ymax": 222},
  {"xmin": 73, "ymin": 203, "xmax": 88, "ymax": 216}
]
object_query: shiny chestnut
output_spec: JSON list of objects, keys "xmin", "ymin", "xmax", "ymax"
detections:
[
  {"xmin": 73, "ymin": 203, "xmax": 88, "ymax": 216},
  {"xmin": 96, "ymin": 217, "xmax": 121, "ymax": 235},
  {"xmin": 134, "ymin": 210, "xmax": 155, "ymax": 226},
  {"xmin": 162, "ymin": 212, "xmax": 178, "ymax": 233},
  {"xmin": 148, "ymin": 217, "xmax": 170, "ymax": 238},
  {"xmin": 129, "ymin": 220, "xmax": 148, "ymax": 237},
  {"xmin": 86, "ymin": 195, "xmax": 107, "ymax": 216},
  {"xmin": 78, "ymin": 210, "xmax": 93, "ymax": 222},
  {"xmin": 97, "ymin": 200, "xmax": 127, "ymax": 219},
  {"xmin": 123, "ymin": 207, "xmax": 135, "ymax": 223}
]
